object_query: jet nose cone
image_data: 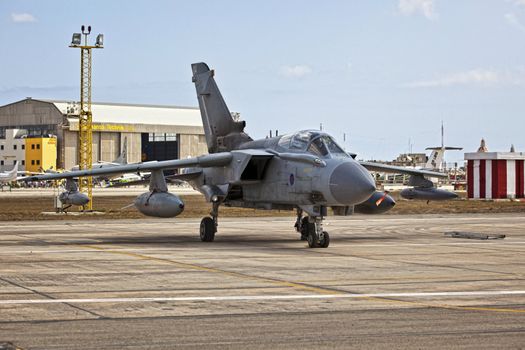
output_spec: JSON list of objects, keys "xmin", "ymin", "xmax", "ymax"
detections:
[{"xmin": 329, "ymin": 161, "xmax": 376, "ymax": 205}]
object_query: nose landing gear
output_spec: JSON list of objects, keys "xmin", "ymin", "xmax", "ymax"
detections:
[
  {"xmin": 306, "ymin": 217, "xmax": 330, "ymax": 248},
  {"xmin": 295, "ymin": 209, "xmax": 330, "ymax": 248}
]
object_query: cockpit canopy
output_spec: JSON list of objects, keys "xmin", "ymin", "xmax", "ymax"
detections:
[{"xmin": 277, "ymin": 130, "xmax": 349, "ymax": 159}]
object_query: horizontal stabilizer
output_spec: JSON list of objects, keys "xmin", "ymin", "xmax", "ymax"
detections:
[{"xmin": 425, "ymin": 146, "xmax": 463, "ymax": 151}]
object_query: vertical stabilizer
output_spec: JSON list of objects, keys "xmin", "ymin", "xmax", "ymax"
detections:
[
  {"xmin": 425, "ymin": 147, "xmax": 463, "ymax": 170},
  {"xmin": 1, "ymin": 161, "xmax": 19, "ymax": 182},
  {"xmin": 425, "ymin": 149, "xmax": 444, "ymax": 170},
  {"xmin": 191, "ymin": 62, "xmax": 252, "ymax": 153},
  {"xmin": 424, "ymin": 122, "xmax": 462, "ymax": 170},
  {"xmin": 114, "ymin": 137, "xmax": 128, "ymax": 165}
]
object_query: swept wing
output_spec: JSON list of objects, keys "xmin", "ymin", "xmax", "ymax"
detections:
[
  {"xmin": 22, "ymin": 153, "xmax": 232, "ymax": 181},
  {"xmin": 359, "ymin": 161, "xmax": 447, "ymax": 178}
]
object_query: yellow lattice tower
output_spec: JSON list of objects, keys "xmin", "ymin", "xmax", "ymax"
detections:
[{"xmin": 69, "ymin": 26, "xmax": 104, "ymax": 211}]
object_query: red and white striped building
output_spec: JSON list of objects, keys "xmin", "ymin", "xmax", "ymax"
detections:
[{"xmin": 465, "ymin": 152, "xmax": 525, "ymax": 199}]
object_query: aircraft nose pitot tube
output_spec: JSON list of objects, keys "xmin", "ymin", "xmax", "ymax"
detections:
[
  {"xmin": 59, "ymin": 191, "xmax": 90, "ymax": 206},
  {"xmin": 134, "ymin": 192, "xmax": 185, "ymax": 218},
  {"xmin": 329, "ymin": 161, "xmax": 376, "ymax": 205}
]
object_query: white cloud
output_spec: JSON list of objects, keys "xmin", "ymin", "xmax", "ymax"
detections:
[
  {"xmin": 398, "ymin": 0, "xmax": 437, "ymax": 20},
  {"xmin": 513, "ymin": 0, "xmax": 525, "ymax": 6},
  {"xmin": 11, "ymin": 13, "xmax": 37, "ymax": 23},
  {"xmin": 505, "ymin": 13, "xmax": 525, "ymax": 33},
  {"xmin": 404, "ymin": 69, "xmax": 525, "ymax": 88},
  {"xmin": 280, "ymin": 65, "xmax": 312, "ymax": 78}
]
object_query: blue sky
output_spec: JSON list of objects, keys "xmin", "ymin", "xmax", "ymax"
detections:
[{"xmin": 1, "ymin": 0, "xmax": 524, "ymax": 163}]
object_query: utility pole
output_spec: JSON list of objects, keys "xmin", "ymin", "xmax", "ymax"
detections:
[{"xmin": 69, "ymin": 26, "xmax": 104, "ymax": 211}]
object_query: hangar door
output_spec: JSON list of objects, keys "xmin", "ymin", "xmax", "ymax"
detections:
[{"xmin": 141, "ymin": 133, "xmax": 178, "ymax": 161}]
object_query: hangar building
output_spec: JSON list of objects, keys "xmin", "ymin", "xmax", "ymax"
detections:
[{"xmin": 0, "ymin": 98, "xmax": 208, "ymax": 171}]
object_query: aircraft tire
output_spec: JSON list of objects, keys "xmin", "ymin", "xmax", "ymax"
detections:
[
  {"xmin": 200, "ymin": 217, "xmax": 216, "ymax": 242},
  {"xmin": 320, "ymin": 231, "xmax": 330, "ymax": 248},
  {"xmin": 307, "ymin": 227, "xmax": 319, "ymax": 248},
  {"xmin": 300, "ymin": 217, "xmax": 309, "ymax": 240}
]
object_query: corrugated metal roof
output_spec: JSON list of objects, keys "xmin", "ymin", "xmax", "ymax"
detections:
[{"xmin": 39, "ymin": 99, "xmax": 202, "ymax": 127}]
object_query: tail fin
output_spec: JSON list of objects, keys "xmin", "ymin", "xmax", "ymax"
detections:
[
  {"xmin": 3, "ymin": 161, "xmax": 18, "ymax": 182},
  {"xmin": 191, "ymin": 62, "xmax": 252, "ymax": 153},
  {"xmin": 114, "ymin": 137, "xmax": 128, "ymax": 164},
  {"xmin": 425, "ymin": 146, "xmax": 462, "ymax": 170}
]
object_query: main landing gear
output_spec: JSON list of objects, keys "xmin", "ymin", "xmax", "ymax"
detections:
[
  {"xmin": 295, "ymin": 209, "xmax": 330, "ymax": 248},
  {"xmin": 200, "ymin": 201, "xmax": 219, "ymax": 242}
]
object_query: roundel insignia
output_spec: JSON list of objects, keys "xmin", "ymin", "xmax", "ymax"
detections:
[{"xmin": 289, "ymin": 173, "xmax": 295, "ymax": 186}]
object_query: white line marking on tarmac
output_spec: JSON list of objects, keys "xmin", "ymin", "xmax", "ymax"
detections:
[{"xmin": 1, "ymin": 290, "xmax": 524, "ymax": 305}]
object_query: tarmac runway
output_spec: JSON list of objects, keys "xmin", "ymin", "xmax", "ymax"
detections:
[{"xmin": 0, "ymin": 214, "xmax": 524, "ymax": 349}]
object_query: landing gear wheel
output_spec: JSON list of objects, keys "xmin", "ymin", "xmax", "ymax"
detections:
[
  {"xmin": 300, "ymin": 217, "xmax": 309, "ymax": 241},
  {"xmin": 307, "ymin": 228, "xmax": 319, "ymax": 248},
  {"xmin": 319, "ymin": 231, "xmax": 330, "ymax": 248},
  {"xmin": 200, "ymin": 217, "xmax": 216, "ymax": 242}
]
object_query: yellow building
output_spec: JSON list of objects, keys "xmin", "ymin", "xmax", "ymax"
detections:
[{"xmin": 25, "ymin": 137, "xmax": 57, "ymax": 173}]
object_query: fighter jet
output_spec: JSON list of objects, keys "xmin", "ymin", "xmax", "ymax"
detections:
[{"xmin": 23, "ymin": 62, "xmax": 452, "ymax": 248}]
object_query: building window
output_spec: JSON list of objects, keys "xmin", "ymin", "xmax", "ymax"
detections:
[
  {"xmin": 13, "ymin": 160, "xmax": 16, "ymax": 165},
  {"xmin": 22, "ymin": 145, "xmax": 25, "ymax": 150},
  {"xmin": 31, "ymin": 144, "xmax": 35, "ymax": 150},
  {"xmin": 36, "ymin": 144, "xmax": 40, "ymax": 150},
  {"xmin": 13, "ymin": 145, "xmax": 17, "ymax": 150},
  {"xmin": 31, "ymin": 160, "xmax": 35, "ymax": 165},
  {"xmin": 36, "ymin": 160, "xmax": 40, "ymax": 165},
  {"xmin": 0, "ymin": 161, "xmax": 3, "ymax": 166},
  {"xmin": 149, "ymin": 133, "xmax": 173, "ymax": 142},
  {"xmin": 0, "ymin": 145, "xmax": 3, "ymax": 150},
  {"xmin": 22, "ymin": 160, "xmax": 25, "ymax": 165},
  {"xmin": 166, "ymin": 133, "xmax": 177, "ymax": 141}
]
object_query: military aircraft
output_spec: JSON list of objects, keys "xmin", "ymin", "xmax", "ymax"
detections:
[{"xmin": 23, "ymin": 62, "xmax": 452, "ymax": 248}]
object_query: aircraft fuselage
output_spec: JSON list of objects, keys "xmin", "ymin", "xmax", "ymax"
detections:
[{"xmin": 187, "ymin": 131, "xmax": 377, "ymax": 216}]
